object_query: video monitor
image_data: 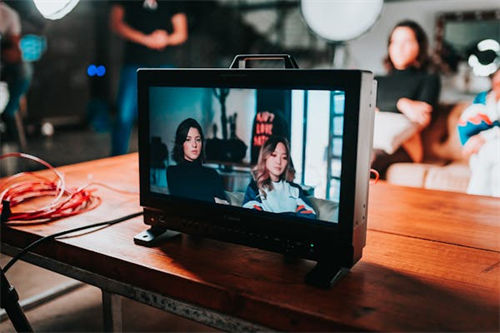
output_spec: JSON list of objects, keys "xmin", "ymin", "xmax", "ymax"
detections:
[{"xmin": 138, "ymin": 69, "xmax": 376, "ymax": 286}]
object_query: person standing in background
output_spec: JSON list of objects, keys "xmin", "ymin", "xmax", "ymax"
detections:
[
  {"xmin": 110, "ymin": 0, "xmax": 188, "ymax": 156},
  {"xmin": 372, "ymin": 20, "xmax": 441, "ymax": 179},
  {"xmin": 0, "ymin": 0, "xmax": 33, "ymax": 144}
]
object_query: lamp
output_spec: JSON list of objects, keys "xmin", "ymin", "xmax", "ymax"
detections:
[
  {"xmin": 33, "ymin": 0, "xmax": 79, "ymax": 20},
  {"xmin": 300, "ymin": 0, "xmax": 384, "ymax": 67},
  {"xmin": 300, "ymin": 0, "xmax": 383, "ymax": 43}
]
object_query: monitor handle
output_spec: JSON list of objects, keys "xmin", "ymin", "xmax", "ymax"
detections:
[{"xmin": 229, "ymin": 54, "xmax": 299, "ymax": 69}]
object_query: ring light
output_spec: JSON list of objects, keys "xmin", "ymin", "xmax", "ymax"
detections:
[
  {"xmin": 300, "ymin": 0, "xmax": 384, "ymax": 43},
  {"xmin": 33, "ymin": 0, "xmax": 79, "ymax": 20}
]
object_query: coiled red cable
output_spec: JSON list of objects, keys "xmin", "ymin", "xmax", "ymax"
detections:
[{"xmin": 0, "ymin": 153, "xmax": 102, "ymax": 223}]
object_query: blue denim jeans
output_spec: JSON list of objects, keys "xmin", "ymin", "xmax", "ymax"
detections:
[
  {"xmin": 111, "ymin": 63, "xmax": 173, "ymax": 156},
  {"xmin": 1, "ymin": 62, "xmax": 33, "ymax": 118}
]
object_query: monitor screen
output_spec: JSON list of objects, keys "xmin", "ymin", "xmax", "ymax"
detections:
[
  {"xmin": 138, "ymin": 69, "xmax": 375, "ymax": 280},
  {"xmin": 148, "ymin": 86, "xmax": 345, "ymax": 224}
]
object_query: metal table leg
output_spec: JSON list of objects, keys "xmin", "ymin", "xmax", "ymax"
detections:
[{"xmin": 102, "ymin": 291, "xmax": 122, "ymax": 332}]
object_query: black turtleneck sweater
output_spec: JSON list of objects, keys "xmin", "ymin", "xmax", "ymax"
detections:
[
  {"xmin": 166, "ymin": 161, "xmax": 227, "ymax": 203},
  {"xmin": 375, "ymin": 68, "xmax": 441, "ymax": 113}
]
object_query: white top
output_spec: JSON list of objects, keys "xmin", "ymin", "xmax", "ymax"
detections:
[
  {"xmin": 261, "ymin": 180, "xmax": 300, "ymax": 213},
  {"xmin": 243, "ymin": 180, "xmax": 316, "ymax": 215}
]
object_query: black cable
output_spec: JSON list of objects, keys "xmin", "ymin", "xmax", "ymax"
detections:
[
  {"xmin": 2, "ymin": 211, "xmax": 143, "ymax": 273},
  {"xmin": 1, "ymin": 270, "xmax": 34, "ymax": 332}
]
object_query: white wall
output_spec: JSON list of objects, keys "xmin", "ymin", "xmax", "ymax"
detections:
[
  {"xmin": 221, "ymin": 0, "xmax": 499, "ymax": 100},
  {"xmin": 347, "ymin": 0, "xmax": 500, "ymax": 75}
]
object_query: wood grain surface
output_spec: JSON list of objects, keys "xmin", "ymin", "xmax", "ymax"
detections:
[
  {"xmin": 369, "ymin": 181, "xmax": 500, "ymax": 252},
  {"xmin": 2, "ymin": 153, "xmax": 499, "ymax": 332}
]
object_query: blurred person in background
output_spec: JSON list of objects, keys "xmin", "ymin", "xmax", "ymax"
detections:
[
  {"xmin": 457, "ymin": 68, "xmax": 500, "ymax": 197},
  {"xmin": 372, "ymin": 20, "xmax": 441, "ymax": 179},
  {"xmin": 0, "ymin": 0, "xmax": 33, "ymax": 144},
  {"xmin": 110, "ymin": 0, "xmax": 188, "ymax": 156}
]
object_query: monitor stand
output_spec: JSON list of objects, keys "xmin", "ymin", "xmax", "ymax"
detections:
[
  {"xmin": 135, "ymin": 227, "xmax": 350, "ymax": 288},
  {"xmin": 134, "ymin": 227, "xmax": 180, "ymax": 247},
  {"xmin": 305, "ymin": 262, "xmax": 349, "ymax": 289}
]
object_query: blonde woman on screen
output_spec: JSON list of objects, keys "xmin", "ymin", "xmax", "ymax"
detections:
[{"xmin": 242, "ymin": 136, "xmax": 317, "ymax": 219}]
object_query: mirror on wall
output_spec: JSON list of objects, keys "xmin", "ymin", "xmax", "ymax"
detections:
[{"xmin": 435, "ymin": 9, "xmax": 500, "ymax": 74}]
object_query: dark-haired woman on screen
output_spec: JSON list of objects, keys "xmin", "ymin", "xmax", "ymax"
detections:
[
  {"xmin": 242, "ymin": 136, "xmax": 317, "ymax": 219},
  {"xmin": 166, "ymin": 118, "xmax": 228, "ymax": 204}
]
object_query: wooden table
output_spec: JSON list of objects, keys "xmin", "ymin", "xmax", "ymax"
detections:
[{"xmin": 1, "ymin": 153, "xmax": 499, "ymax": 332}]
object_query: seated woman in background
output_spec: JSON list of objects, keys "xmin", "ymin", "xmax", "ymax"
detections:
[
  {"xmin": 167, "ymin": 118, "xmax": 228, "ymax": 203},
  {"xmin": 372, "ymin": 20, "xmax": 441, "ymax": 179},
  {"xmin": 242, "ymin": 136, "xmax": 317, "ymax": 219},
  {"xmin": 457, "ymin": 68, "xmax": 500, "ymax": 197}
]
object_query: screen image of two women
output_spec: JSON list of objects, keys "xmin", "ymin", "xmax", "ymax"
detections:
[{"xmin": 166, "ymin": 118, "xmax": 317, "ymax": 219}]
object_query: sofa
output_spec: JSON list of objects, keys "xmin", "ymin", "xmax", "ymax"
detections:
[{"xmin": 385, "ymin": 102, "xmax": 471, "ymax": 193}]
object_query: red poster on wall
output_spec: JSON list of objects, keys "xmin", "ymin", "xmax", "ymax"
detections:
[{"xmin": 250, "ymin": 110, "xmax": 288, "ymax": 164}]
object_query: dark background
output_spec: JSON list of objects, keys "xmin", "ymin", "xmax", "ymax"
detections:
[{"xmin": 5, "ymin": 0, "xmax": 332, "ymax": 130}]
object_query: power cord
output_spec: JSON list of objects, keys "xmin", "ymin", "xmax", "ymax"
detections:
[
  {"xmin": 0, "ymin": 152, "xmax": 101, "ymax": 222},
  {"xmin": 370, "ymin": 168, "xmax": 380, "ymax": 184},
  {"xmin": 0, "ymin": 152, "xmax": 143, "ymax": 272},
  {"xmin": 0, "ymin": 153, "xmax": 143, "ymax": 333},
  {"xmin": 2, "ymin": 211, "xmax": 143, "ymax": 273}
]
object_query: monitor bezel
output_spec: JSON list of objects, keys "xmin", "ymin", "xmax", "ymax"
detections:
[{"xmin": 138, "ymin": 68, "xmax": 374, "ymax": 268}]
